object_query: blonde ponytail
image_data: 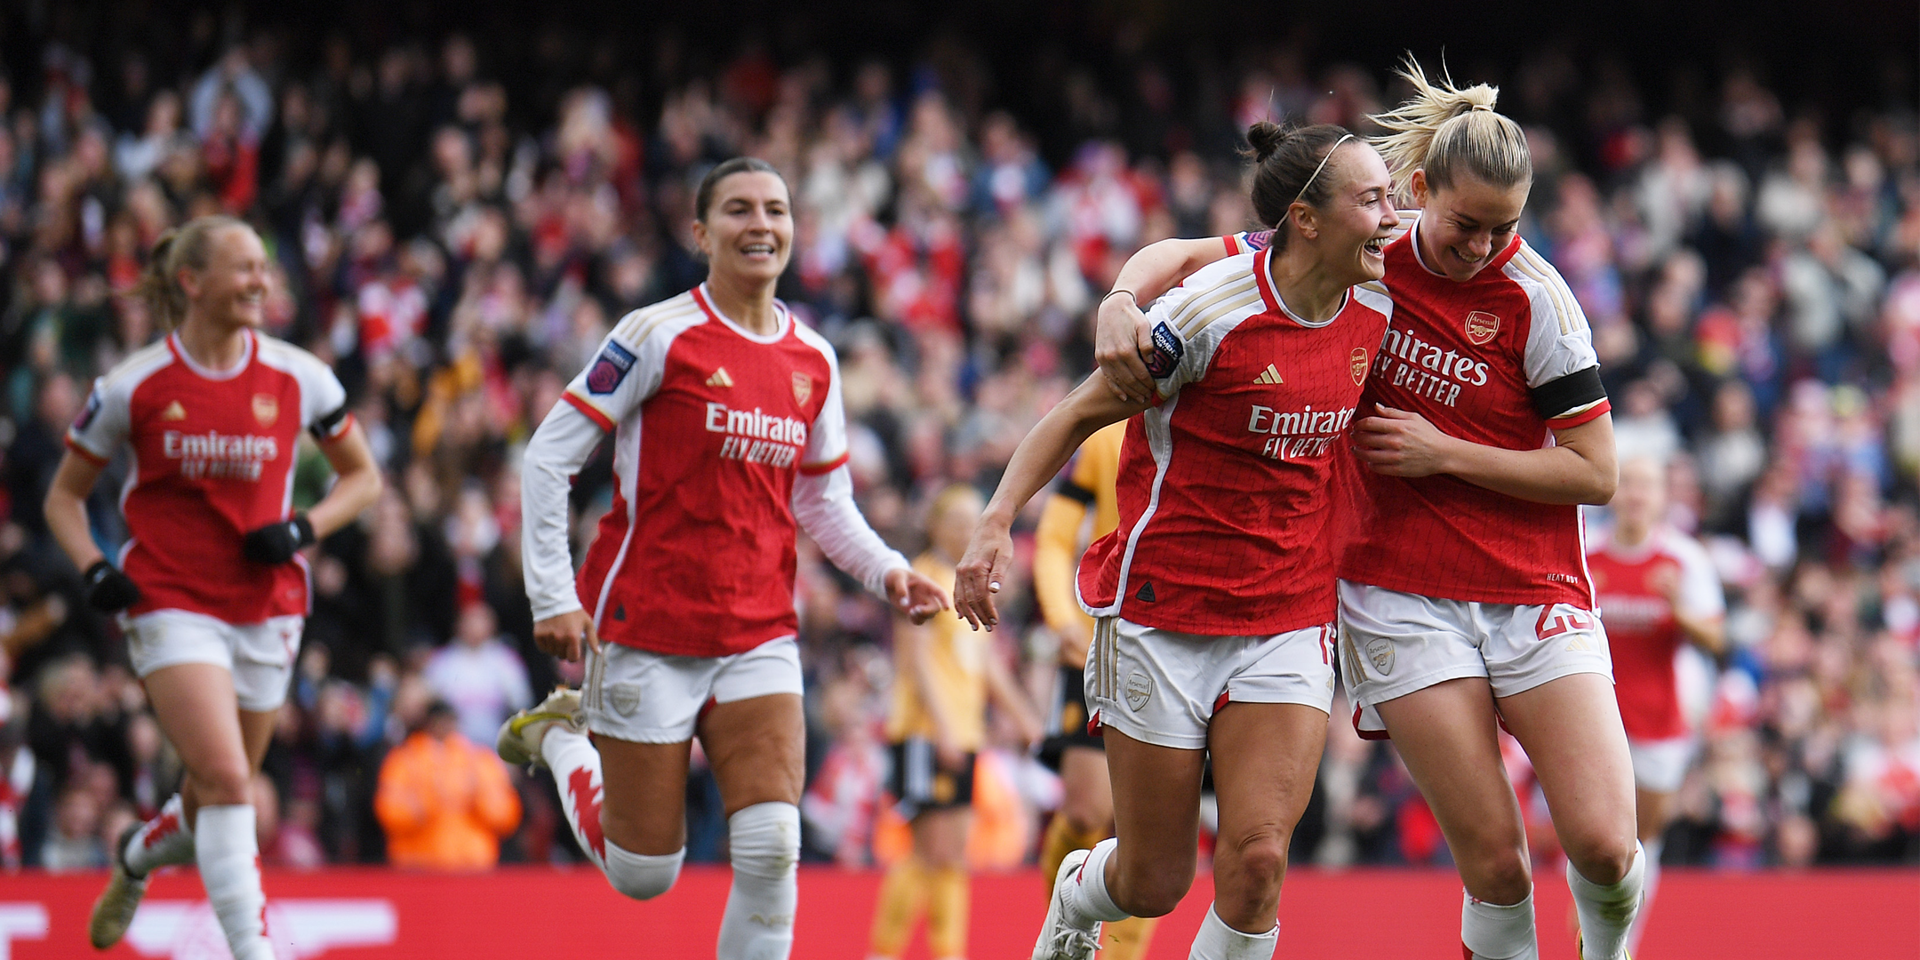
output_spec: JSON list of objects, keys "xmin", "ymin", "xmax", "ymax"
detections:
[
  {"xmin": 132, "ymin": 215, "xmax": 252, "ymax": 332},
  {"xmin": 1368, "ymin": 56, "xmax": 1531, "ymax": 203}
]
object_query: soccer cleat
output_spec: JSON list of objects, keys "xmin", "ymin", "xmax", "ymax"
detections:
[
  {"xmin": 496, "ymin": 687, "xmax": 585, "ymax": 767},
  {"xmin": 1032, "ymin": 847, "xmax": 1103, "ymax": 960},
  {"xmin": 88, "ymin": 824, "xmax": 149, "ymax": 949}
]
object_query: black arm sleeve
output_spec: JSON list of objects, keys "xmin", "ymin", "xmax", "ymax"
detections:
[
  {"xmin": 1530, "ymin": 366, "xmax": 1608, "ymax": 421},
  {"xmin": 1053, "ymin": 479, "xmax": 1097, "ymax": 506},
  {"xmin": 309, "ymin": 404, "xmax": 350, "ymax": 440}
]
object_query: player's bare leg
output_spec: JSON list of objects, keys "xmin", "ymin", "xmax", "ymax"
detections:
[
  {"xmin": 1035, "ymin": 728, "xmax": 1204, "ymax": 959},
  {"xmin": 701, "ymin": 692, "xmax": 805, "ymax": 960},
  {"xmin": 142, "ymin": 663, "xmax": 275, "ymax": 960},
  {"xmin": 1040, "ymin": 748, "xmax": 1157, "ymax": 960},
  {"xmin": 1200, "ymin": 701, "xmax": 1327, "ymax": 959},
  {"xmin": 1499, "ymin": 675, "xmax": 1642, "ymax": 960},
  {"xmin": 1374, "ymin": 678, "xmax": 1538, "ymax": 960},
  {"xmin": 93, "ymin": 694, "xmax": 278, "ymax": 948},
  {"xmin": 1624, "ymin": 785, "xmax": 1670, "ymax": 953}
]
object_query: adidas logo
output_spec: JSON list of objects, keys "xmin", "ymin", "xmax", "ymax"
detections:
[
  {"xmin": 1254, "ymin": 364, "xmax": 1284, "ymax": 385},
  {"xmin": 161, "ymin": 400, "xmax": 187, "ymax": 421},
  {"xmin": 1134, "ymin": 581, "xmax": 1157, "ymax": 602},
  {"xmin": 706, "ymin": 368, "xmax": 734, "ymax": 388}
]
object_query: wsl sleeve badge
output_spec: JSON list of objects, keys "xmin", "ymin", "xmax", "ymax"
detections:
[
  {"xmin": 585, "ymin": 340, "xmax": 636, "ymax": 395},
  {"xmin": 1144, "ymin": 322, "xmax": 1184, "ymax": 379}
]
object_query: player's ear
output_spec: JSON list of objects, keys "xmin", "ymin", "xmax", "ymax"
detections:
[
  {"xmin": 691, "ymin": 219, "xmax": 712, "ymax": 260},
  {"xmin": 1409, "ymin": 168, "xmax": 1431, "ymax": 207},
  {"xmin": 1289, "ymin": 201, "xmax": 1319, "ymax": 240}
]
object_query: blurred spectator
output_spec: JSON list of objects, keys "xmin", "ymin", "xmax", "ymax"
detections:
[
  {"xmin": 423, "ymin": 602, "xmax": 531, "ymax": 748},
  {"xmin": 373, "ymin": 699, "xmax": 520, "ymax": 871}
]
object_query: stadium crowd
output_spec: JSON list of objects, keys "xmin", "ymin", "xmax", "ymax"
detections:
[{"xmin": 0, "ymin": 13, "xmax": 1915, "ymax": 876}]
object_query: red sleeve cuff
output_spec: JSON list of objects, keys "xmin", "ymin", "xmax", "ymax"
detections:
[
  {"xmin": 1223, "ymin": 235, "xmax": 1239, "ymax": 256},
  {"xmin": 562, "ymin": 392, "xmax": 615, "ymax": 432},
  {"xmin": 320, "ymin": 412, "xmax": 357, "ymax": 442},
  {"xmin": 798, "ymin": 451, "xmax": 850, "ymax": 476},
  {"xmin": 64, "ymin": 436, "xmax": 109, "ymax": 466},
  {"xmin": 1549, "ymin": 398, "xmax": 1611, "ymax": 429}
]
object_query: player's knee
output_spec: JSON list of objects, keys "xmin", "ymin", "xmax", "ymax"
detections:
[
  {"xmin": 1223, "ymin": 829, "xmax": 1290, "ymax": 891},
  {"xmin": 1464, "ymin": 846, "xmax": 1533, "ymax": 904},
  {"xmin": 190, "ymin": 761, "xmax": 253, "ymax": 807},
  {"xmin": 1118, "ymin": 861, "xmax": 1194, "ymax": 918},
  {"xmin": 604, "ymin": 843, "xmax": 685, "ymax": 901},
  {"xmin": 1565, "ymin": 833, "xmax": 1636, "ymax": 886},
  {"xmin": 728, "ymin": 802, "xmax": 800, "ymax": 879}
]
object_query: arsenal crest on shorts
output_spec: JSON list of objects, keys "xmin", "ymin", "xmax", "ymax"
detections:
[
  {"xmin": 1350, "ymin": 348, "xmax": 1369, "ymax": 385},
  {"xmin": 791, "ymin": 372, "xmax": 812, "ymax": 405},
  {"xmin": 1465, "ymin": 310, "xmax": 1500, "ymax": 345},
  {"xmin": 252, "ymin": 393, "xmax": 279, "ymax": 426}
]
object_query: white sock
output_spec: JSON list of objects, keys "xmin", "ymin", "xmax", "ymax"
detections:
[
  {"xmin": 603, "ymin": 840, "xmax": 683, "ymax": 900},
  {"xmin": 1461, "ymin": 888, "xmax": 1538, "ymax": 960},
  {"xmin": 1062, "ymin": 837, "xmax": 1130, "ymax": 927},
  {"xmin": 1568, "ymin": 842, "xmax": 1646, "ymax": 960},
  {"xmin": 1626, "ymin": 838, "xmax": 1662, "ymax": 954},
  {"xmin": 542, "ymin": 726, "xmax": 608, "ymax": 869},
  {"xmin": 195, "ymin": 804, "xmax": 274, "ymax": 960},
  {"xmin": 123, "ymin": 794, "xmax": 194, "ymax": 876},
  {"xmin": 1188, "ymin": 903, "xmax": 1278, "ymax": 960},
  {"xmin": 718, "ymin": 802, "xmax": 801, "ymax": 960}
]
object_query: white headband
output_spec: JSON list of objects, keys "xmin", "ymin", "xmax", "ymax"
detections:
[{"xmin": 1294, "ymin": 133, "xmax": 1355, "ymax": 205}]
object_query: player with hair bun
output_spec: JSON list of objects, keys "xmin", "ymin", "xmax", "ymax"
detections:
[
  {"xmin": 49, "ymin": 216, "xmax": 382, "ymax": 958},
  {"xmin": 1098, "ymin": 58, "xmax": 1642, "ymax": 960},
  {"xmin": 957, "ymin": 121, "xmax": 1400, "ymax": 960},
  {"xmin": 502, "ymin": 157, "xmax": 949, "ymax": 960}
]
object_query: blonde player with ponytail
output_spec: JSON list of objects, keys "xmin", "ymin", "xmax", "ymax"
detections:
[
  {"xmin": 1098, "ymin": 59, "xmax": 1642, "ymax": 960},
  {"xmin": 47, "ymin": 216, "xmax": 381, "ymax": 957}
]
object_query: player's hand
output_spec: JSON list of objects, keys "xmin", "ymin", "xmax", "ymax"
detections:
[
  {"xmin": 1095, "ymin": 292, "xmax": 1157, "ymax": 404},
  {"xmin": 534, "ymin": 609, "xmax": 599, "ymax": 663},
  {"xmin": 954, "ymin": 523, "xmax": 1014, "ymax": 632},
  {"xmin": 1057, "ymin": 618, "xmax": 1092, "ymax": 669},
  {"xmin": 242, "ymin": 514, "xmax": 316, "ymax": 564},
  {"xmin": 885, "ymin": 567, "xmax": 951, "ymax": 624},
  {"xmin": 82, "ymin": 560, "xmax": 142, "ymax": 613},
  {"xmin": 1353, "ymin": 406, "xmax": 1458, "ymax": 477}
]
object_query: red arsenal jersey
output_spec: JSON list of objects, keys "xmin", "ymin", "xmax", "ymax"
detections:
[
  {"xmin": 1336, "ymin": 220, "xmax": 1611, "ymax": 608},
  {"xmin": 562, "ymin": 286, "xmax": 848, "ymax": 657},
  {"xmin": 1589, "ymin": 528, "xmax": 1724, "ymax": 739},
  {"xmin": 1077, "ymin": 248, "xmax": 1392, "ymax": 635},
  {"xmin": 67, "ymin": 330, "xmax": 352, "ymax": 623}
]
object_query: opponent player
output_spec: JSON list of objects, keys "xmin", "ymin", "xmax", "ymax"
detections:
[
  {"xmin": 1588, "ymin": 456, "xmax": 1724, "ymax": 953},
  {"xmin": 956, "ymin": 122, "xmax": 1399, "ymax": 960},
  {"xmin": 47, "ymin": 216, "xmax": 382, "ymax": 958},
  {"xmin": 500, "ymin": 157, "xmax": 948, "ymax": 960},
  {"xmin": 1029, "ymin": 421, "xmax": 1159, "ymax": 960},
  {"xmin": 1095, "ymin": 61, "xmax": 1642, "ymax": 960},
  {"xmin": 867, "ymin": 483, "xmax": 1041, "ymax": 960}
]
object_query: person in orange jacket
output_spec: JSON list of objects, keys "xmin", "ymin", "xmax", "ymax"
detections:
[{"xmin": 375, "ymin": 699, "xmax": 522, "ymax": 871}]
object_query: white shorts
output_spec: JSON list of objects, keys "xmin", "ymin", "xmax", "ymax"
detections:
[
  {"xmin": 582, "ymin": 636, "xmax": 804, "ymax": 743},
  {"xmin": 1338, "ymin": 580, "xmax": 1613, "ymax": 737},
  {"xmin": 124, "ymin": 610, "xmax": 303, "ymax": 712},
  {"xmin": 1085, "ymin": 617, "xmax": 1336, "ymax": 751},
  {"xmin": 1628, "ymin": 735, "xmax": 1696, "ymax": 793}
]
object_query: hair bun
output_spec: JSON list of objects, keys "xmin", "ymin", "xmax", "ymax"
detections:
[{"xmin": 1245, "ymin": 121, "xmax": 1288, "ymax": 163}]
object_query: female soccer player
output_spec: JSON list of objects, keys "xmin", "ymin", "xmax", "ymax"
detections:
[
  {"xmin": 48, "ymin": 216, "xmax": 382, "ymax": 958},
  {"xmin": 1096, "ymin": 61, "xmax": 1642, "ymax": 960},
  {"xmin": 1029, "ymin": 421, "xmax": 1159, "ymax": 960},
  {"xmin": 956, "ymin": 121, "xmax": 1400, "ymax": 960},
  {"xmin": 501, "ymin": 157, "xmax": 948, "ymax": 960},
  {"xmin": 1587, "ymin": 456, "xmax": 1724, "ymax": 953},
  {"xmin": 867, "ymin": 483, "xmax": 1041, "ymax": 960}
]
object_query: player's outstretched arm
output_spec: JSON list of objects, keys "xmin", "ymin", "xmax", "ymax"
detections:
[
  {"xmin": 955, "ymin": 372, "xmax": 1148, "ymax": 631},
  {"xmin": 1096, "ymin": 237, "xmax": 1236, "ymax": 403},
  {"xmin": 1353, "ymin": 407, "xmax": 1618, "ymax": 505}
]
